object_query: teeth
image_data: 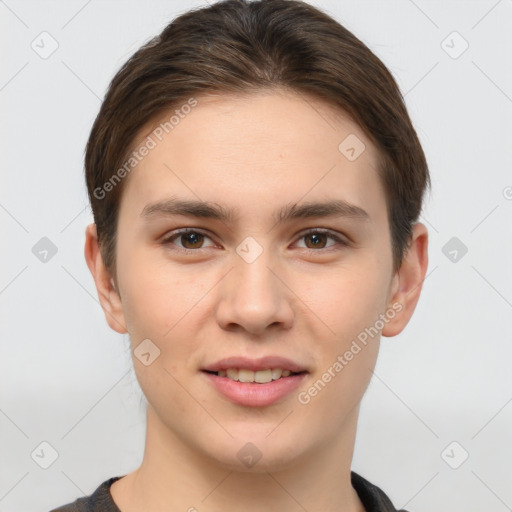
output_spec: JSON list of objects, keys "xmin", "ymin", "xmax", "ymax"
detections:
[
  {"xmin": 216, "ymin": 368, "xmax": 296, "ymax": 383},
  {"xmin": 271, "ymin": 368, "xmax": 282, "ymax": 380},
  {"xmin": 238, "ymin": 369, "xmax": 255, "ymax": 382},
  {"xmin": 226, "ymin": 368, "xmax": 238, "ymax": 380},
  {"xmin": 255, "ymin": 369, "xmax": 272, "ymax": 383}
]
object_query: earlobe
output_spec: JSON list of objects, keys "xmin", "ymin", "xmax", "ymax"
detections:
[
  {"xmin": 382, "ymin": 222, "xmax": 429, "ymax": 338},
  {"xmin": 84, "ymin": 223, "xmax": 127, "ymax": 334}
]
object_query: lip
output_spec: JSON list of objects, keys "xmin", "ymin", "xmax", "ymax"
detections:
[
  {"xmin": 202, "ymin": 371, "xmax": 308, "ymax": 407},
  {"xmin": 201, "ymin": 356, "xmax": 309, "ymax": 407},
  {"xmin": 202, "ymin": 355, "xmax": 307, "ymax": 373}
]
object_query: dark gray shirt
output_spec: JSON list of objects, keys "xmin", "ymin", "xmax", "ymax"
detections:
[{"xmin": 49, "ymin": 471, "xmax": 410, "ymax": 512}]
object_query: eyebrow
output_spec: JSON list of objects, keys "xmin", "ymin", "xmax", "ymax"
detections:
[{"xmin": 140, "ymin": 196, "xmax": 371, "ymax": 224}]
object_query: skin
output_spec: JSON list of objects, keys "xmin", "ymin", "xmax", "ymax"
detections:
[{"xmin": 85, "ymin": 89, "xmax": 428, "ymax": 512}]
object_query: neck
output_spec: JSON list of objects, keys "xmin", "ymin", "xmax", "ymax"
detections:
[{"xmin": 111, "ymin": 404, "xmax": 366, "ymax": 512}]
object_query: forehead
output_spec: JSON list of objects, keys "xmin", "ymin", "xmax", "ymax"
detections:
[{"xmin": 119, "ymin": 89, "xmax": 386, "ymax": 223}]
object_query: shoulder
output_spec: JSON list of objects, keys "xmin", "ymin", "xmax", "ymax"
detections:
[
  {"xmin": 49, "ymin": 476, "xmax": 124, "ymax": 512},
  {"xmin": 351, "ymin": 471, "xmax": 410, "ymax": 512}
]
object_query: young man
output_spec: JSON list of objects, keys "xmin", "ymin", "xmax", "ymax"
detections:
[{"xmin": 51, "ymin": 0, "xmax": 429, "ymax": 510}]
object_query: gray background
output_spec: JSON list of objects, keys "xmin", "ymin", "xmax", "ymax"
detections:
[{"xmin": 1, "ymin": 0, "xmax": 511, "ymax": 510}]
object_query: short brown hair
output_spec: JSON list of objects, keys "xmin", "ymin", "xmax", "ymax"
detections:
[{"xmin": 85, "ymin": 0, "xmax": 430, "ymax": 282}]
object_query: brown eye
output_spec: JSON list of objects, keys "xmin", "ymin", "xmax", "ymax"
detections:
[
  {"xmin": 162, "ymin": 229, "xmax": 215, "ymax": 251},
  {"xmin": 296, "ymin": 229, "xmax": 348, "ymax": 251},
  {"xmin": 303, "ymin": 232, "xmax": 329, "ymax": 249},
  {"xmin": 178, "ymin": 232, "xmax": 204, "ymax": 249}
]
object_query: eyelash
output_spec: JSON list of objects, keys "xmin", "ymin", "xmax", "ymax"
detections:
[{"xmin": 161, "ymin": 228, "xmax": 349, "ymax": 254}]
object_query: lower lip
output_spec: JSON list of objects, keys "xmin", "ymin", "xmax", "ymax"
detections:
[{"xmin": 202, "ymin": 371, "xmax": 307, "ymax": 407}]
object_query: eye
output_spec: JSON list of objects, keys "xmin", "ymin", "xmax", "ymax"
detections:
[
  {"xmin": 161, "ymin": 229, "xmax": 216, "ymax": 251},
  {"xmin": 161, "ymin": 227, "xmax": 349, "ymax": 253},
  {"xmin": 295, "ymin": 228, "xmax": 349, "ymax": 251}
]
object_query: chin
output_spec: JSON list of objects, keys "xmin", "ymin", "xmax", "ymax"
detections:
[{"xmin": 200, "ymin": 430, "xmax": 310, "ymax": 474}]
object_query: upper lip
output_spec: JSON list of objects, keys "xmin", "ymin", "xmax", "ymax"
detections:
[{"xmin": 202, "ymin": 356, "xmax": 308, "ymax": 373}]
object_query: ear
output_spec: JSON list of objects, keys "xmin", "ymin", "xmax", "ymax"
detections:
[
  {"xmin": 84, "ymin": 223, "xmax": 127, "ymax": 334},
  {"xmin": 382, "ymin": 222, "xmax": 429, "ymax": 337}
]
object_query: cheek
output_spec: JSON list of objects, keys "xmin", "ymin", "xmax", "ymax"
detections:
[
  {"xmin": 306, "ymin": 256, "xmax": 390, "ymax": 416},
  {"xmin": 302, "ymin": 261, "xmax": 390, "ymax": 341},
  {"xmin": 297, "ymin": 273, "xmax": 384, "ymax": 431},
  {"xmin": 119, "ymin": 246, "xmax": 204, "ymax": 338},
  {"xmin": 120, "ymin": 261, "xmax": 201, "ymax": 410}
]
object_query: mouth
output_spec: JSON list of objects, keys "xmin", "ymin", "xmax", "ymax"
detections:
[
  {"xmin": 201, "ymin": 356, "xmax": 309, "ymax": 407},
  {"xmin": 202, "ymin": 368, "xmax": 305, "ymax": 383}
]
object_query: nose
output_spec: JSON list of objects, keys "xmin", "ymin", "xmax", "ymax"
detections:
[{"xmin": 214, "ymin": 249, "xmax": 294, "ymax": 336}]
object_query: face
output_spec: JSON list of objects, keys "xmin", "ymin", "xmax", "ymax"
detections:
[{"xmin": 102, "ymin": 90, "xmax": 403, "ymax": 471}]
